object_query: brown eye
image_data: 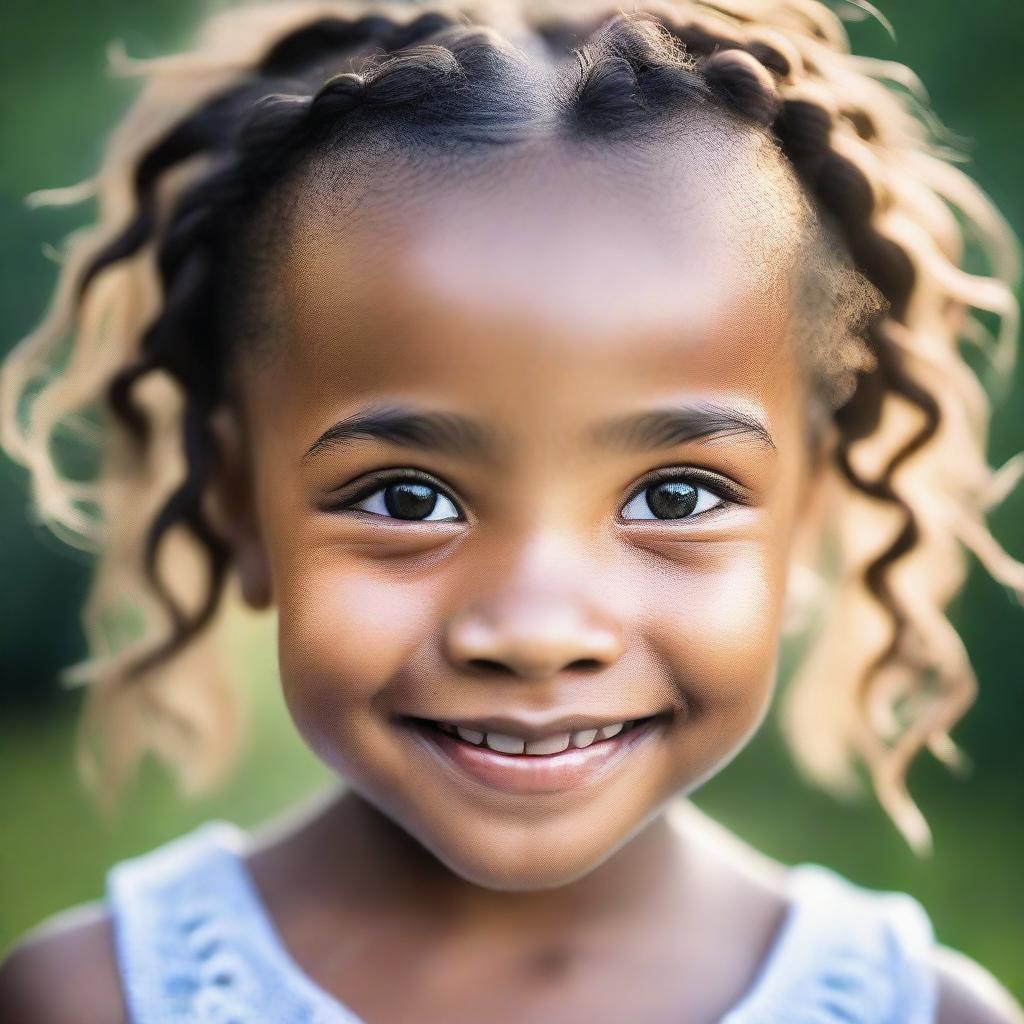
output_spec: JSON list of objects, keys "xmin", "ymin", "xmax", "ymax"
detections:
[
  {"xmin": 341, "ymin": 476, "xmax": 461, "ymax": 522},
  {"xmin": 621, "ymin": 477, "xmax": 730, "ymax": 521}
]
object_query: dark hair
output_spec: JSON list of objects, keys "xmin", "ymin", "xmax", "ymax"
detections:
[{"xmin": 3, "ymin": 0, "xmax": 1020, "ymax": 853}]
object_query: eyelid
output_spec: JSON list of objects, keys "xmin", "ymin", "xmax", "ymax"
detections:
[
  {"xmin": 622, "ymin": 465, "xmax": 750, "ymax": 508},
  {"xmin": 327, "ymin": 467, "xmax": 466, "ymax": 517}
]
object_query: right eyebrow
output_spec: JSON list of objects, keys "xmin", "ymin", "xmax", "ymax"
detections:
[{"xmin": 301, "ymin": 404, "xmax": 504, "ymax": 466}]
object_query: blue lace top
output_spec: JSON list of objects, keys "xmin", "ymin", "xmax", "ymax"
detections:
[{"xmin": 105, "ymin": 819, "xmax": 939, "ymax": 1023}]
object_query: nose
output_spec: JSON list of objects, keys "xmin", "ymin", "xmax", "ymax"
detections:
[
  {"xmin": 446, "ymin": 602, "xmax": 624, "ymax": 680},
  {"xmin": 443, "ymin": 540, "xmax": 626, "ymax": 681}
]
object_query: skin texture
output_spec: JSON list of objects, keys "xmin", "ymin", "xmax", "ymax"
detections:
[{"xmin": 226, "ymin": 127, "xmax": 816, "ymax": 896}]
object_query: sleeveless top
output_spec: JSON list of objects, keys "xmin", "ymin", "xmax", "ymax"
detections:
[{"xmin": 105, "ymin": 819, "xmax": 939, "ymax": 1023}]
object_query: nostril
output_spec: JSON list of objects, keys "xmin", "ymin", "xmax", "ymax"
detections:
[
  {"xmin": 467, "ymin": 656, "xmax": 604, "ymax": 674},
  {"xmin": 468, "ymin": 658, "xmax": 511, "ymax": 673}
]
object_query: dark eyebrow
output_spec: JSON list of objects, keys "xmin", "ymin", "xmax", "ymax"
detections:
[
  {"xmin": 586, "ymin": 401, "xmax": 776, "ymax": 455},
  {"xmin": 302, "ymin": 399, "xmax": 776, "ymax": 467},
  {"xmin": 302, "ymin": 404, "xmax": 504, "ymax": 465}
]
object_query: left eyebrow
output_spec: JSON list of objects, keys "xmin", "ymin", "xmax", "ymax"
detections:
[
  {"xmin": 586, "ymin": 402, "xmax": 777, "ymax": 454},
  {"xmin": 301, "ymin": 398, "xmax": 776, "ymax": 467}
]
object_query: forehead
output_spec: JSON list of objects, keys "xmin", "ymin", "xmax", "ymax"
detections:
[{"xmin": 239, "ymin": 126, "xmax": 810, "ymax": 426}]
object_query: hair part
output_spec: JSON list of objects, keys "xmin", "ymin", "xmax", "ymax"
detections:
[{"xmin": 2, "ymin": 0, "xmax": 1021, "ymax": 854}]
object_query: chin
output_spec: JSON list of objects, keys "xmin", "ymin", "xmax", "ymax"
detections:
[
  {"xmin": 406, "ymin": 802, "xmax": 661, "ymax": 892},
  {"xmin": 426, "ymin": 835, "xmax": 618, "ymax": 892}
]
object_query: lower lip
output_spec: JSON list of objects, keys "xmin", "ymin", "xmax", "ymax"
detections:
[{"xmin": 400, "ymin": 716, "xmax": 666, "ymax": 795}]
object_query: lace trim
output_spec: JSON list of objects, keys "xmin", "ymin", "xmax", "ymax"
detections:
[
  {"xmin": 107, "ymin": 822, "xmax": 361, "ymax": 1023},
  {"xmin": 108, "ymin": 822, "xmax": 937, "ymax": 1024},
  {"xmin": 720, "ymin": 863, "xmax": 938, "ymax": 1023}
]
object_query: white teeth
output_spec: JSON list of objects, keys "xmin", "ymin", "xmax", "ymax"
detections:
[
  {"xmin": 441, "ymin": 720, "xmax": 635, "ymax": 754},
  {"xmin": 525, "ymin": 733, "xmax": 571, "ymax": 755},
  {"xmin": 486, "ymin": 732, "xmax": 526, "ymax": 754},
  {"xmin": 570, "ymin": 728, "xmax": 599, "ymax": 748}
]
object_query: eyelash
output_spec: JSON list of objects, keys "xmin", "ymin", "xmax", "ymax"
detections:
[{"xmin": 326, "ymin": 466, "xmax": 748, "ymax": 524}]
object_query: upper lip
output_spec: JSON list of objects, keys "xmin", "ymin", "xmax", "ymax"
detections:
[{"xmin": 402, "ymin": 711, "xmax": 666, "ymax": 741}]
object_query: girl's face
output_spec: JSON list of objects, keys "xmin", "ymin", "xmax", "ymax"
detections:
[{"xmin": 217, "ymin": 130, "xmax": 822, "ymax": 891}]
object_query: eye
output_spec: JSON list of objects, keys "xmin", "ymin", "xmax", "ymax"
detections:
[
  {"xmin": 332, "ymin": 471, "xmax": 462, "ymax": 522},
  {"xmin": 620, "ymin": 470, "xmax": 740, "ymax": 522}
]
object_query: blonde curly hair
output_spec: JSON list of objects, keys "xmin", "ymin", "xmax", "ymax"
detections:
[{"xmin": 2, "ymin": 0, "xmax": 1022, "ymax": 855}]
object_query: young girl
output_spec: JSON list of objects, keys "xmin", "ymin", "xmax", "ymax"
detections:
[{"xmin": 1, "ymin": 0, "xmax": 1022, "ymax": 1020}]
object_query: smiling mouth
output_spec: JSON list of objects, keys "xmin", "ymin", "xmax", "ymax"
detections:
[
  {"xmin": 399, "ymin": 713, "xmax": 669, "ymax": 795},
  {"xmin": 405, "ymin": 715, "xmax": 663, "ymax": 755}
]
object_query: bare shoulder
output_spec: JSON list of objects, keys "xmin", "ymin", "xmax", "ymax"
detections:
[
  {"xmin": 0, "ymin": 902, "xmax": 127, "ymax": 1024},
  {"xmin": 933, "ymin": 944, "xmax": 1024, "ymax": 1024}
]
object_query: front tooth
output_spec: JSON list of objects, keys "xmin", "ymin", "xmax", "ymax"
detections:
[
  {"xmin": 486, "ymin": 732, "xmax": 526, "ymax": 754},
  {"xmin": 456, "ymin": 726, "xmax": 484, "ymax": 744},
  {"xmin": 598, "ymin": 722, "xmax": 624, "ymax": 739},
  {"xmin": 571, "ymin": 728, "xmax": 598, "ymax": 748},
  {"xmin": 525, "ymin": 733, "xmax": 571, "ymax": 755}
]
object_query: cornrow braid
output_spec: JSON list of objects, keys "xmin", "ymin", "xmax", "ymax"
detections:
[{"xmin": 2, "ymin": 0, "xmax": 1020, "ymax": 855}]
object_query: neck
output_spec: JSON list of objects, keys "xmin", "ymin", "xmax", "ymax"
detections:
[{"xmin": 298, "ymin": 785, "xmax": 698, "ymax": 936}]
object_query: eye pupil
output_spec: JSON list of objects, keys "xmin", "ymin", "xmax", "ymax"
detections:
[
  {"xmin": 384, "ymin": 482, "xmax": 438, "ymax": 519},
  {"xmin": 648, "ymin": 481, "xmax": 698, "ymax": 519}
]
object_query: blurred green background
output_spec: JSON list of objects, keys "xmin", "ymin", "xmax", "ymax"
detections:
[{"xmin": 1, "ymin": 0, "xmax": 1022, "ymax": 1001}]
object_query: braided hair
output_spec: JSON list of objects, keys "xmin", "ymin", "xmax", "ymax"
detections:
[{"xmin": 2, "ymin": 0, "xmax": 1021, "ymax": 853}]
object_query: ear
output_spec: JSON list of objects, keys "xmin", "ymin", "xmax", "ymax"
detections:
[{"xmin": 207, "ymin": 403, "xmax": 274, "ymax": 610}]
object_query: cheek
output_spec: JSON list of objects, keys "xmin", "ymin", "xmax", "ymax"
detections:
[
  {"xmin": 691, "ymin": 548, "xmax": 780, "ymax": 690},
  {"xmin": 275, "ymin": 557, "xmax": 435, "ymax": 756},
  {"xmin": 647, "ymin": 544, "xmax": 785, "ymax": 770}
]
